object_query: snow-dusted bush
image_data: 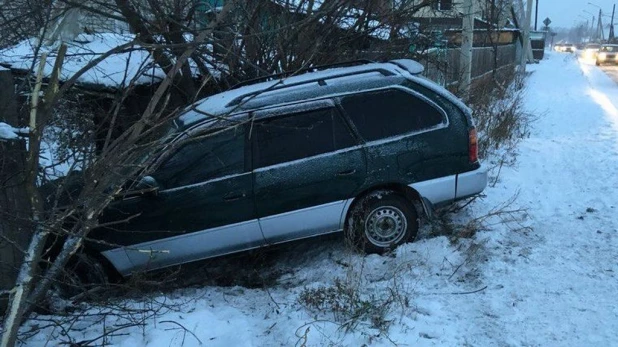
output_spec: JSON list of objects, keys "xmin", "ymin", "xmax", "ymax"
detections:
[{"xmin": 470, "ymin": 70, "xmax": 535, "ymax": 160}]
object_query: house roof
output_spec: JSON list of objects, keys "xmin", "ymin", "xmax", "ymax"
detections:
[
  {"xmin": 0, "ymin": 33, "xmax": 223, "ymax": 89},
  {"xmin": 0, "ymin": 33, "xmax": 164, "ymax": 88}
]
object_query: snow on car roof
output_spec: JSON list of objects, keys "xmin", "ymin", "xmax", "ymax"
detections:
[{"xmin": 176, "ymin": 59, "xmax": 465, "ymax": 129}]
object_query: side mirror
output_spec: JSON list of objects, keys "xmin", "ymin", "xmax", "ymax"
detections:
[
  {"xmin": 134, "ymin": 176, "xmax": 159, "ymax": 191},
  {"xmin": 117, "ymin": 176, "xmax": 160, "ymax": 199}
]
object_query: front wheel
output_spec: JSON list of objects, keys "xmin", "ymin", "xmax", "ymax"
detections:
[
  {"xmin": 596, "ymin": 61, "xmax": 601, "ymax": 66},
  {"xmin": 346, "ymin": 192, "xmax": 419, "ymax": 254},
  {"xmin": 54, "ymin": 252, "xmax": 110, "ymax": 299}
]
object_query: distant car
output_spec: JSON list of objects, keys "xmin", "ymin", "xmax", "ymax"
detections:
[
  {"xmin": 596, "ymin": 44, "xmax": 618, "ymax": 65},
  {"xmin": 42, "ymin": 59, "xmax": 488, "ymax": 284},
  {"xmin": 584, "ymin": 43, "xmax": 601, "ymax": 59},
  {"xmin": 560, "ymin": 43, "xmax": 575, "ymax": 53},
  {"xmin": 554, "ymin": 43, "xmax": 564, "ymax": 52}
]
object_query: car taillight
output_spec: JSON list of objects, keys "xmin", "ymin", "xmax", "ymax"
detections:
[{"xmin": 469, "ymin": 128, "xmax": 478, "ymax": 163}]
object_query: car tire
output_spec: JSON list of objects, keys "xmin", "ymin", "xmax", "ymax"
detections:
[
  {"xmin": 596, "ymin": 61, "xmax": 601, "ymax": 66},
  {"xmin": 54, "ymin": 252, "xmax": 109, "ymax": 299},
  {"xmin": 346, "ymin": 191, "xmax": 419, "ymax": 254}
]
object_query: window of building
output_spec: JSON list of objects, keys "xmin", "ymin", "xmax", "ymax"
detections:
[{"xmin": 432, "ymin": 0, "xmax": 453, "ymax": 11}]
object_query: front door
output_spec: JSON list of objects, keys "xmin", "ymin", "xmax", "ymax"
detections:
[
  {"xmin": 98, "ymin": 124, "xmax": 263, "ymax": 275},
  {"xmin": 250, "ymin": 101, "xmax": 366, "ymax": 244}
]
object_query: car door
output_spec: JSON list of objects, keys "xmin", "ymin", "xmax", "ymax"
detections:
[
  {"xmin": 250, "ymin": 100, "xmax": 366, "ymax": 244},
  {"xmin": 98, "ymin": 123, "xmax": 263, "ymax": 275},
  {"xmin": 338, "ymin": 87, "xmax": 455, "ymax": 204}
]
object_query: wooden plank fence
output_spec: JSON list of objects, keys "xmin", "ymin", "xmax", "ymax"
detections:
[{"xmin": 420, "ymin": 43, "xmax": 518, "ymax": 88}]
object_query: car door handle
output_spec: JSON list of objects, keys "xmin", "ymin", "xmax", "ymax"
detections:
[
  {"xmin": 336, "ymin": 169, "xmax": 356, "ymax": 176},
  {"xmin": 223, "ymin": 193, "xmax": 246, "ymax": 202}
]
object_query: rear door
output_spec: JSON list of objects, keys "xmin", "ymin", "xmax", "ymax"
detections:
[
  {"xmin": 251, "ymin": 100, "xmax": 366, "ymax": 244},
  {"xmin": 338, "ymin": 87, "xmax": 455, "ymax": 204}
]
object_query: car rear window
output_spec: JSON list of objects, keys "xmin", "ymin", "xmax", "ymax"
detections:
[{"xmin": 340, "ymin": 88, "xmax": 445, "ymax": 142}]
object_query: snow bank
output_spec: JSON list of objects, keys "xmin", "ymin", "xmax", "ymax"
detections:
[{"xmin": 0, "ymin": 122, "xmax": 28, "ymax": 140}]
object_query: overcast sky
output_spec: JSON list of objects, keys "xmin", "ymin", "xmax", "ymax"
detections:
[{"xmin": 536, "ymin": 0, "xmax": 617, "ymax": 29}]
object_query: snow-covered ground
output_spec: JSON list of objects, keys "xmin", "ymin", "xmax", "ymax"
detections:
[{"xmin": 19, "ymin": 52, "xmax": 618, "ymax": 346}]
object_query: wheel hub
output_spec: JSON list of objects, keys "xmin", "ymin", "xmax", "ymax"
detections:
[{"xmin": 365, "ymin": 206, "xmax": 407, "ymax": 247}]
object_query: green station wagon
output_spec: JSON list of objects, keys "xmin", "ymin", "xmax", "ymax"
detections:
[{"xmin": 58, "ymin": 59, "xmax": 487, "ymax": 278}]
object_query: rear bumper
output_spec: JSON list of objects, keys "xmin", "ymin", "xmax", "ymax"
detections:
[
  {"xmin": 410, "ymin": 164, "xmax": 488, "ymax": 209},
  {"xmin": 456, "ymin": 164, "xmax": 488, "ymax": 200}
]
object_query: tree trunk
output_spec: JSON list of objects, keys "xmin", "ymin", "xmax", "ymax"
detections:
[{"xmin": 0, "ymin": 69, "xmax": 32, "ymax": 316}]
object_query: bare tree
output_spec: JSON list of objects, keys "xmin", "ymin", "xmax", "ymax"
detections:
[{"xmin": 1, "ymin": 1, "xmax": 447, "ymax": 345}]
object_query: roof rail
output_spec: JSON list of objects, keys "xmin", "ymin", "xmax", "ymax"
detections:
[
  {"xmin": 226, "ymin": 67, "xmax": 396, "ymax": 107},
  {"xmin": 230, "ymin": 59, "xmax": 376, "ymax": 90},
  {"xmin": 388, "ymin": 59, "xmax": 425, "ymax": 75}
]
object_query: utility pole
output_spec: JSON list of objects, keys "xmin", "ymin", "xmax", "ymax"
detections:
[
  {"xmin": 460, "ymin": 0, "xmax": 474, "ymax": 100},
  {"xmin": 610, "ymin": 4, "xmax": 616, "ymax": 42},
  {"xmin": 592, "ymin": 16, "xmax": 596, "ymax": 40},
  {"xmin": 535, "ymin": 0, "xmax": 539, "ymax": 30},
  {"xmin": 598, "ymin": 9, "xmax": 604, "ymax": 41},
  {"xmin": 520, "ymin": 0, "xmax": 534, "ymax": 70}
]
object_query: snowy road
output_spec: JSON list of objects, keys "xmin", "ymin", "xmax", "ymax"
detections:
[
  {"xmin": 600, "ymin": 65, "xmax": 618, "ymax": 85},
  {"xmin": 459, "ymin": 52, "xmax": 618, "ymax": 346},
  {"xmin": 22, "ymin": 52, "xmax": 618, "ymax": 347}
]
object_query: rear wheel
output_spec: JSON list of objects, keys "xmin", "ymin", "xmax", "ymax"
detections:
[{"xmin": 346, "ymin": 191, "xmax": 419, "ymax": 253}]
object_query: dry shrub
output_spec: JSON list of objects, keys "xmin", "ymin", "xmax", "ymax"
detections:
[
  {"xmin": 469, "ymin": 70, "xmax": 535, "ymax": 160},
  {"xmin": 298, "ymin": 278, "xmax": 397, "ymax": 333}
]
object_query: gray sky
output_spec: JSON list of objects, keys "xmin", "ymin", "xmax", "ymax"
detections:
[{"xmin": 536, "ymin": 0, "xmax": 617, "ymax": 29}]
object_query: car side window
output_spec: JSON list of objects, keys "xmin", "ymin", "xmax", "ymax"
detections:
[
  {"xmin": 154, "ymin": 126, "xmax": 245, "ymax": 188},
  {"xmin": 340, "ymin": 89, "xmax": 445, "ymax": 142},
  {"xmin": 253, "ymin": 107, "xmax": 356, "ymax": 168}
]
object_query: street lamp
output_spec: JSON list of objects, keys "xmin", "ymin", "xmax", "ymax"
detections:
[
  {"xmin": 584, "ymin": 10, "xmax": 596, "ymax": 36},
  {"xmin": 578, "ymin": 14, "xmax": 591, "ymax": 35},
  {"xmin": 588, "ymin": 2, "xmax": 604, "ymax": 40},
  {"xmin": 588, "ymin": 2, "xmax": 601, "ymax": 9}
]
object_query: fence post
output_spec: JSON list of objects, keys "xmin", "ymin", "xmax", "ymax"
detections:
[{"xmin": 0, "ymin": 69, "xmax": 32, "ymax": 316}]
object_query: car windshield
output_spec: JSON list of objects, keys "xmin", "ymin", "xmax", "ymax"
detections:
[
  {"xmin": 601, "ymin": 45, "xmax": 618, "ymax": 52},
  {"xmin": 586, "ymin": 44, "xmax": 600, "ymax": 49}
]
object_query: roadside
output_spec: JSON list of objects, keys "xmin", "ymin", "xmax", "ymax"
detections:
[{"xmin": 457, "ymin": 51, "xmax": 618, "ymax": 345}]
